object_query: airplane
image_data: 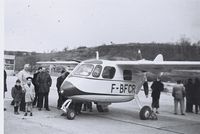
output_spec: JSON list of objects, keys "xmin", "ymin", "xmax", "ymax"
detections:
[{"xmin": 60, "ymin": 51, "xmax": 200, "ymax": 120}]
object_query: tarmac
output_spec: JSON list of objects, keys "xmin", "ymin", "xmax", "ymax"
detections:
[{"xmin": 4, "ymin": 76, "xmax": 200, "ymax": 134}]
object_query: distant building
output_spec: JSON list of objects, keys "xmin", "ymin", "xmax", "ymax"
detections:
[
  {"xmin": 36, "ymin": 60, "xmax": 79, "ymax": 76},
  {"xmin": 4, "ymin": 54, "xmax": 15, "ymax": 75}
]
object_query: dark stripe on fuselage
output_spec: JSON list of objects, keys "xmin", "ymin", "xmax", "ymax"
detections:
[{"xmin": 61, "ymin": 81, "xmax": 134, "ymax": 97}]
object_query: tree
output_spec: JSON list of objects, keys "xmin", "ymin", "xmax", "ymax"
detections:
[
  {"xmin": 63, "ymin": 46, "xmax": 68, "ymax": 52},
  {"xmin": 24, "ymin": 55, "xmax": 40, "ymax": 72}
]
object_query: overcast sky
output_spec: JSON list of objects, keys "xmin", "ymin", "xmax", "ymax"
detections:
[{"xmin": 5, "ymin": 0, "xmax": 200, "ymax": 52}]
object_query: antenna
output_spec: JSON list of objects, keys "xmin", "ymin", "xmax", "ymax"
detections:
[
  {"xmin": 96, "ymin": 51, "xmax": 99, "ymax": 60},
  {"xmin": 137, "ymin": 49, "xmax": 142, "ymax": 60}
]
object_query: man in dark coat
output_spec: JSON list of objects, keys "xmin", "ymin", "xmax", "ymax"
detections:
[
  {"xmin": 56, "ymin": 70, "xmax": 69, "ymax": 109},
  {"xmin": 185, "ymin": 78, "xmax": 194, "ymax": 113},
  {"xmin": 151, "ymin": 77, "xmax": 164, "ymax": 114},
  {"xmin": 32, "ymin": 67, "xmax": 42, "ymax": 107},
  {"xmin": 37, "ymin": 68, "xmax": 52, "ymax": 111},
  {"xmin": 4, "ymin": 70, "xmax": 7, "ymax": 111},
  {"xmin": 193, "ymin": 78, "xmax": 200, "ymax": 114}
]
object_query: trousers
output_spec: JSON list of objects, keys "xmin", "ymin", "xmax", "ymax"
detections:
[
  {"xmin": 38, "ymin": 92, "xmax": 49, "ymax": 109},
  {"xmin": 174, "ymin": 99, "xmax": 184, "ymax": 114}
]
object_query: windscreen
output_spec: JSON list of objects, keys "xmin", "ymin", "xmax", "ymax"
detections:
[{"xmin": 73, "ymin": 64, "xmax": 94, "ymax": 76}]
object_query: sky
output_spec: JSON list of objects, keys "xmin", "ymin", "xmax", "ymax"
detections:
[{"xmin": 4, "ymin": 0, "xmax": 200, "ymax": 52}]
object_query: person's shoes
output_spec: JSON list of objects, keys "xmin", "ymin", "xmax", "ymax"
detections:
[
  {"xmin": 38, "ymin": 108, "xmax": 42, "ymax": 111},
  {"xmin": 46, "ymin": 108, "xmax": 50, "ymax": 111},
  {"xmin": 174, "ymin": 113, "xmax": 177, "ymax": 115},
  {"xmin": 181, "ymin": 113, "xmax": 185, "ymax": 115},
  {"xmin": 156, "ymin": 111, "xmax": 159, "ymax": 114},
  {"xmin": 24, "ymin": 113, "xmax": 27, "ymax": 116},
  {"xmin": 30, "ymin": 113, "xmax": 33, "ymax": 116}
]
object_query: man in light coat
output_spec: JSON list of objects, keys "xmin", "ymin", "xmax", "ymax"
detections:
[
  {"xmin": 172, "ymin": 80, "xmax": 186, "ymax": 115},
  {"xmin": 17, "ymin": 64, "xmax": 32, "ymax": 111}
]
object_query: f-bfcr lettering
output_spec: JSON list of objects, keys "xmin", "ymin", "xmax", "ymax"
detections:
[{"xmin": 111, "ymin": 83, "xmax": 135, "ymax": 94}]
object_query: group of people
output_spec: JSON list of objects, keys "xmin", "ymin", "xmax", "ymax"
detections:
[
  {"xmin": 185, "ymin": 78, "xmax": 200, "ymax": 114},
  {"xmin": 171, "ymin": 78, "xmax": 200, "ymax": 115},
  {"xmin": 5, "ymin": 63, "xmax": 92, "ymax": 117},
  {"xmin": 10, "ymin": 64, "xmax": 52, "ymax": 116},
  {"xmin": 144, "ymin": 77, "xmax": 200, "ymax": 116}
]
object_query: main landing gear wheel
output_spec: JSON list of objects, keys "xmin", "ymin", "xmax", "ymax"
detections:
[
  {"xmin": 96, "ymin": 105, "xmax": 109, "ymax": 112},
  {"xmin": 66, "ymin": 109, "xmax": 76, "ymax": 120},
  {"xmin": 139, "ymin": 106, "xmax": 151, "ymax": 120}
]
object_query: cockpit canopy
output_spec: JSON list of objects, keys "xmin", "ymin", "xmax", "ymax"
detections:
[{"xmin": 73, "ymin": 63, "xmax": 116, "ymax": 79}]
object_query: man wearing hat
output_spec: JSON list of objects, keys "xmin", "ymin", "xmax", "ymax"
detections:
[
  {"xmin": 56, "ymin": 70, "xmax": 69, "ymax": 109},
  {"xmin": 37, "ymin": 68, "xmax": 52, "ymax": 111}
]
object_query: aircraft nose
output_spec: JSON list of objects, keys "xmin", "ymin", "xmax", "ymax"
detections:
[{"xmin": 60, "ymin": 81, "xmax": 80, "ymax": 96}]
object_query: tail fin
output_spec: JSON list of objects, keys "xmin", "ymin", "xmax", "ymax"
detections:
[
  {"xmin": 154, "ymin": 54, "xmax": 164, "ymax": 62},
  {"xmin": 96, "ymin": 51, "xmax": 99, "ymax": 60}
]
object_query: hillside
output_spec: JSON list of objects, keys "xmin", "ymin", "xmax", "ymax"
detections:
[{"xmin": 5, "ymin": 42, "xmax": 200, "ymax": 71}]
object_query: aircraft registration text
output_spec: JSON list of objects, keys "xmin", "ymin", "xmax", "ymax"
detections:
[{"xmin": 111, "ymin": 84, "xmax": 136, "ymax": 94}]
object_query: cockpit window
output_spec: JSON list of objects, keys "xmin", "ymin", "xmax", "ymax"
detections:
[
  {"xmin": 102, "ymin": 66, "xmax": 116, "ymax": 79},
  {"xmin": 123, "ymin": 70, "xmax": 132, "ymax": 80},
  {"xmin": 73, "ymin": 64, "xmax": 94, "ymax": 76},
  {"xmin": 92, "ymin": 65, "xmax": 102, "ymax": 77}
]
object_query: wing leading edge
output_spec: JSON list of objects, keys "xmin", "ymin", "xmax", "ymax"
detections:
[{"xmin": 116, "ymin": 54, "xmax": 200, "ymax": 74}]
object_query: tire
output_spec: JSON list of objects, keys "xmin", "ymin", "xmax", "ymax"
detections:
[
  {"xmin": 96, "ymin": 105, "xmax": 109, "ymax": 112},
  {"xmin": 66, "ymin": 109, "xmax": 76, "ymax": 120},
  {"xmin": 139, "ymin": 106, "xmax": 151, "ymax": 120},
  {"xmin": 96, "ymin": 105, "xmax": 104, "ymax": 112}
]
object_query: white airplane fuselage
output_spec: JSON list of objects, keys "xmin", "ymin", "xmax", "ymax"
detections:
[{"xmin": 60, "ymin": 59, "xmax": 145, "ymax": 103}]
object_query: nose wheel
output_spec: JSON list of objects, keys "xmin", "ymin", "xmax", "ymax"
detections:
[
  {"xmin": 61, "ymin": 99, "xmax": 76, "ymax": 120},
  {"xmin": 66, "ymin": 108, "xmax": 76, "ymax": 120}
]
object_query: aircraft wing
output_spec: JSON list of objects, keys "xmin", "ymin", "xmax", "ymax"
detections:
[
  {"xmin": 116, "ymin": 60, "xmax": 200, "ymax": 74},
  {"xmin": 36, "ymin": 61, "xmax": 79, "ymax": 65}
]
